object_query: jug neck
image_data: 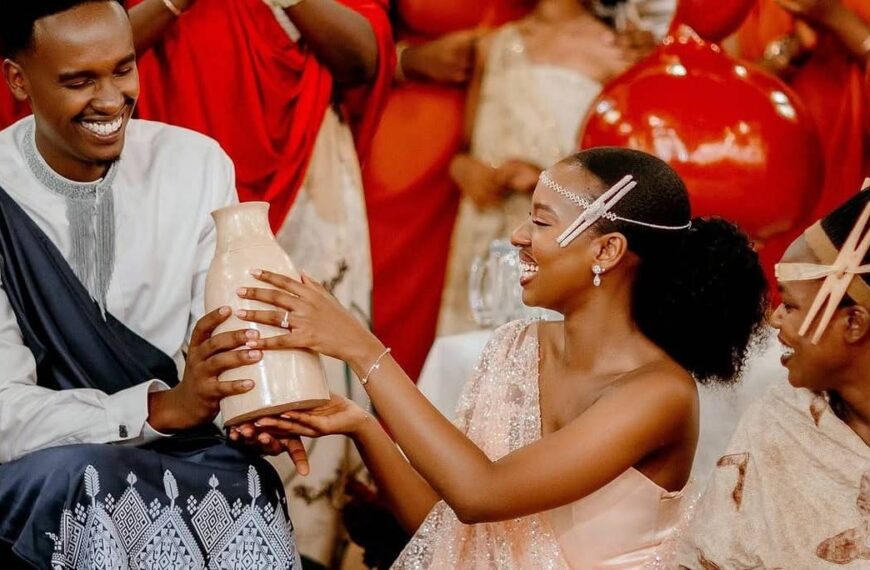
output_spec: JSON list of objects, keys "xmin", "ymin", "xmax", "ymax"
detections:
[{"xmin": 211, "ymin": 202, "xmax": 276, "ymax": 253}]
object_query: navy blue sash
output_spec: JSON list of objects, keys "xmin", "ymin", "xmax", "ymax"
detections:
[
  {"xmin": 0, "ymin": 186, "xmax": 178, "ymax": 393},
  {"xmin": 0, "ymin": 187, "xmax": 297, "ymax": 568}
]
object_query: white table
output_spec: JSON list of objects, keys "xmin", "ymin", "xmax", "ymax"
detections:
[{"xmin": 418, "ymin": 327, "xmax": 783, "ymax": 486}]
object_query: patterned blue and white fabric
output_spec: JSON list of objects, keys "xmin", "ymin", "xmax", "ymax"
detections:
[
  {"xmin": 0, "ymin": 182, "xmax": 299, "ymax": 568},
  {"xmin": 47, "ymin": 461, "xmax": 296, "ymax": 569}
]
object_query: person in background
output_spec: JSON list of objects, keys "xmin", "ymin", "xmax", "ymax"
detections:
[
  {"xmin": 439, "ymin": 0, "xmax": 655, "ymax": 334},
  {"xmin": 736, "ymin": 0, "xmax": 869, "ymax": 222},
  {"xmin": 362, "ymin": 0, "xmax": 531, "ymax": 383}
]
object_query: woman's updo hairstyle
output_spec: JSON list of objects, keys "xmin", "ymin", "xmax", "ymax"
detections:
[{"xmin": 563, "ymin": 148, "xmax": 768, "ymax": 384}]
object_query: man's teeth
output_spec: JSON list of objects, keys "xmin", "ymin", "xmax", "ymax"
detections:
[
  {"xmin": 520, "ymin": 262, "xmax": 538, "ymax": 274},
  {"xmin": 81, "ymin": 116, "xmax": 123, "ymax": 136},
  {"xmin": 781, "ymin": 344, "xmax": 795, "ymax": 358}
]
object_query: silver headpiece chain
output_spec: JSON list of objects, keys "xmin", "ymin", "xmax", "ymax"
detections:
[{"xmin": 539, "ymin": 172, "xmax": 692, "ymax": 248}]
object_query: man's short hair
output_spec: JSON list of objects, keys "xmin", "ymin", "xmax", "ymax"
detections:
[{"xmin": 0, "ymin": 0, "xmax": 123, "ymax": 58}]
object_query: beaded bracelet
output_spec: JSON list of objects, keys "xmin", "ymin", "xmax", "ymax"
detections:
[
  {"xmin": 394, "ymin": 41, "xmax": 411, "ymax": 83},
  {"xmin": 360, "ymin": 347, "xmax": 392, "ymax": 386},
  {"xmin": 162, "ymin": 0, "xmax": 183, "ymax": 17}
]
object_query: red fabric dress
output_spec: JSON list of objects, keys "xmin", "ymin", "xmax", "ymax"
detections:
[
  {"xmin": 127, "ymin": 0, "xmax": 394, "ymax": 230},
  {"xmin": 738, "ymin": 1, "xmax": 869, "ymax": 221},
  {"xmin": 363, "ymin": 0, "xmax": 528, "ymax": 381}
]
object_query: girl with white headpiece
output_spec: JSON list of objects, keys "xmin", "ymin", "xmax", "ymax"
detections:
[{"xmin": 232, "ymin": 147, "xmax": 768, "ymax": 568}]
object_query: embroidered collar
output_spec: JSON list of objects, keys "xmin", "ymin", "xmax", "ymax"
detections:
[
  {"xmin": 22, "ymin": 124, "xmax": 118, "ymax": 201},
  {"xmin": 20, "ymin": 123, "xmax": 118, "ymax": 315}
]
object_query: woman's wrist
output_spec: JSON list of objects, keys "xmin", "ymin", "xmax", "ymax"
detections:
[
  {"xmin": 161, "ymin": 0, "xmax": 194, "ymax": 17},
  {"xmin": 762, "ymin": 33, "xmax": 810, "ymax": 73},
  {"xmin": 350, "ymin": 411, "xmax": 378, "ymax": 440},
  {"xmin": 395, "ymin": 41, "xmax": 411, "ymax": 82},
  {"xmin": 346, "ymin": 335, "xmax": 389, "ymax": 379}
]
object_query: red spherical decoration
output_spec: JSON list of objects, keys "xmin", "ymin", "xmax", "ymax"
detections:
[
  {"xmin": 670, "ymin": 0, "xmax": 755, "ymax": 42},
  {"xmin": 579, "ymin": 26, "xmax": 823, "ymax": 248}
]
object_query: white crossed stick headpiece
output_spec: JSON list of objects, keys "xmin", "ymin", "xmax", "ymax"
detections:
[
  {"xmin": 775, "ymin": 178, "xmax": 870, "ymax": 344},
  {"xmin": 539, "ymin": 172, "xmax": 692, "ymax": 248}
]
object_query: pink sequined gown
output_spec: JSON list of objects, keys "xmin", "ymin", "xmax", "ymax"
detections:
[{"xmin": 393, "ymin": 320, "xmax": 690, "ymax": 569}]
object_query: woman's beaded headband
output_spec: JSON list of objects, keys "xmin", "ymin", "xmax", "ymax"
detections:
[{"xmin": 539, "ymin": 172, "xmax": 692, "ymax": 248}]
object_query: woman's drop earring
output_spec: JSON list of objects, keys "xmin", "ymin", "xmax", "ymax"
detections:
[{"xmin": 592, "ymin": 264, "xmax": 604, "ymax": 287}]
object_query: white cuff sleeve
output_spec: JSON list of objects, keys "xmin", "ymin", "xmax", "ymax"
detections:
[{"xmin": 108, "ymin": 379, "xmax": 172, "ymax": 446}]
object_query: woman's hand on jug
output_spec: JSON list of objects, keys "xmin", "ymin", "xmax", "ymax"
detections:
[{"xmin": 235, "ymin": 270, "xmax": 386, "ymax": 371}]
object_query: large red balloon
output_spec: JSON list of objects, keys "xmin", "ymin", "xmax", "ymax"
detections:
[
  {"xmin": 671, "ymin": 0, "xmax": 755, "ymax": 42},
  {"xmin": 579, "ymin": 26, "xmax": 823, "ymax": 250}
]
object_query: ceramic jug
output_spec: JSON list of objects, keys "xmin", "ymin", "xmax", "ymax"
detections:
[{"xmin": 205, "ymin": 202, "xmax": 330, "ymax": 426}]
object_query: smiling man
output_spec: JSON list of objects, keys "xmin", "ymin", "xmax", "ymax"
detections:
[
  {"xmin": 679, "ymin": 180, "xmax": 870, "ymax": 569},
  {"xmin": 0, "ymin": 2, "xmax": 304, "ymax": 567},
  {"xmin": 9, "ymin": 7, "xmax": 136, "ymax": 183}
]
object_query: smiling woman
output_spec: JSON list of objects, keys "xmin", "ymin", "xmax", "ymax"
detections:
[
  {"xmin": 512, "ymin": 149, "xmax": 768, "ymax": 383},
  {"xmin": 231, "ymin": 147, "xmax": 769, "ymax": 568},
  {"xmin": 769, "ymin": 184, "xmax": 870, "ymax": 393}
]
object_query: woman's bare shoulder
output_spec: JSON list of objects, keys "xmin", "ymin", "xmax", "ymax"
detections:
[{"xmin": 605, "ymin": 360, "xmax": 699, "ymax": 424}]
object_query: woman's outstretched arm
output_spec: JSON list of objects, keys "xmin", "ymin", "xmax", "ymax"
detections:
[
  {"xmin": 239, "ymin": 271, "xmax": 697, "ymax": 524},
  {"xmin": 242, "ymin": 394, "xmax": 440, "ymax": 533},
  {"xmin": 353, "ymin": 415, "xmax": 441, "ymax": 532}
]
